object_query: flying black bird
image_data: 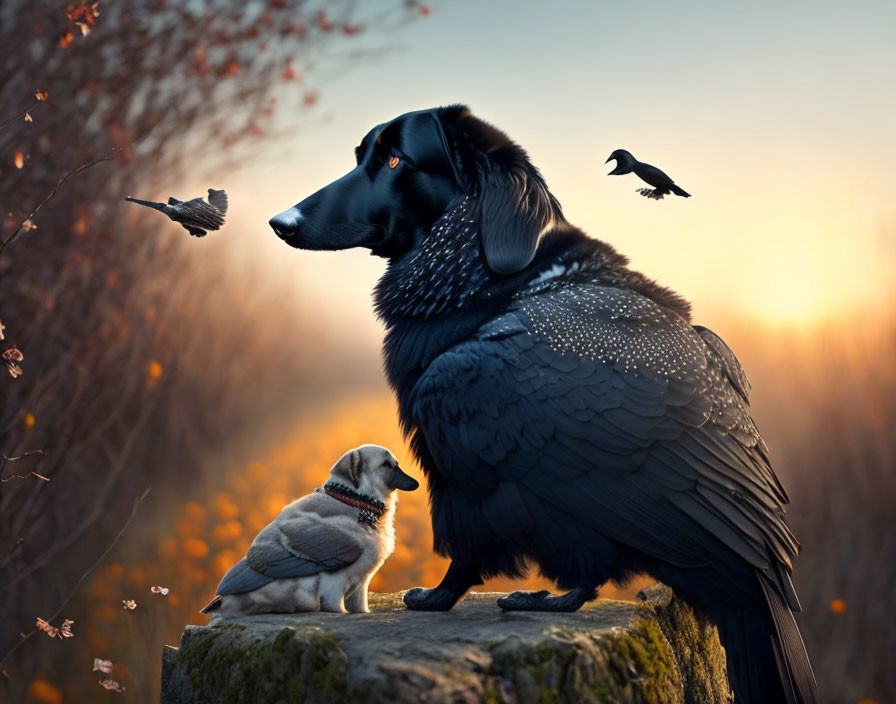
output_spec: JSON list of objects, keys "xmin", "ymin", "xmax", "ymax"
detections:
[
  {"xmin": 606, "ymin": 149, "xmax": 691, "ymax": 199},
  {"xmin": 125, "ymin": 189, "xmax": 228, "ymax": 236},
  {"xmin": 269, "ymin": 105, "xmax": 815, "ymax": 704}
]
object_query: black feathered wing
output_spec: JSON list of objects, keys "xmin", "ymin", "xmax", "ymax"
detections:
[
  {"xmin": 634, "ymin": 163, "xmax": 690, "ymax": 198},
  {"xmin": 408, "ymin": 281, "xmax": 813, "ymax": 701},
  {"xmin": 409, "ymin": 283, "xmax": 797, "ymax": 597}
]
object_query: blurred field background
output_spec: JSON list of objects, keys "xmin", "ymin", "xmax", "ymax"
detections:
[{"xmin": 1, "ymin": 1, "xmax": 894, "ymax": 703}]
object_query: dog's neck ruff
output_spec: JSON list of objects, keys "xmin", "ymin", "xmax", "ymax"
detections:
[
  {"xmin": 316, "ymin": 481, "xmax": 387, "ymax": 526},
  {"xmin": 375, "ymin": 195, "xmax": 492, "ymax": 322}
]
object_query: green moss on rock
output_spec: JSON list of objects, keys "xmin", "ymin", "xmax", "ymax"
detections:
[
  {"xmin": 164, "ymin": 624, "xmax": 347, "ymax": 704},
  {"xmin": 483, "ymin": 615, "xmax": 683, "ymax": 704},
  {"xmin": 162, "ymin": 589, "xmax": 729, "ymax": 704},
  {"xmin": 639, "ymin": 584, "xmax": 730, "ymax": 703}
]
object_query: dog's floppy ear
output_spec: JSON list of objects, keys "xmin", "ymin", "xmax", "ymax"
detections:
[
  {"xmin": 436, "ymin": 106, "xmax": 562, "ymax": 275},
  {"xmin": 479, "ymin": 164, "xmax": 557, "ymax": 275},
  {"xmin": 332, "ymin": 449, "xmax": 361, "ymax": 488}
]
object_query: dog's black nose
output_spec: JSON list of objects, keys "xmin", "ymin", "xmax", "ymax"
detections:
[{"xmin": 269, "ymin": 208, "xmax": 303, "ymax": 239}]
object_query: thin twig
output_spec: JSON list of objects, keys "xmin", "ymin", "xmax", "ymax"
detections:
[
  {"xmin": 0, "ymin": 450, "xmax": 47, "ymax": 483},
  {"xmin": 0, "ymin": 487, "xmax": 151, "ymax": 674},
  {"xmin": 0, "ymin": 99, "xmax": 42, "ymax": 132},
  {"xmin": 0, "ymin": 151, "xmax": 118, "ymax": 262}
]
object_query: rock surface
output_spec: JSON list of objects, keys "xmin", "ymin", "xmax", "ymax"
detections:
[{"xmin": 161, "ymin": 585, "xmax": 730, "ymax": 704}]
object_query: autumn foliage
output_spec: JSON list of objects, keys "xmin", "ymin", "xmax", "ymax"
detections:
[{"xmin": 0, "ymin": 1, "xmax": 427, "ymax": 701}]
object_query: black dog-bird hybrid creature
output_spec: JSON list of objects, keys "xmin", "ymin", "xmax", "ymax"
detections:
[
  {"xmin": 125, "ymin": 188, "xmax": 228, "ymax": 236},
  {"xmin": 606, "ymin": 148, "xmax": 691, "ymax": 199},
  {"xmin": 270, "ymin": 106, "xmax": 814, "ymax": 704}
]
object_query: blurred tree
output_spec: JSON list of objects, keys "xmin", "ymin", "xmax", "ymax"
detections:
[{"xmin": 0, "ymin": 0, "xmax": 429, "ymax": 700}]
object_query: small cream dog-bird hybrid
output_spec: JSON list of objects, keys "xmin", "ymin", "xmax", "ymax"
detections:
[{"xmin": 201, "ymin": 445, "xmax": 418, "ymax": 620}]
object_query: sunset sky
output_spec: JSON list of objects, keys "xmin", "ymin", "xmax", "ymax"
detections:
[{"xmin": 198, "ymin": 0, "xmax": 894, "ymax": 355}]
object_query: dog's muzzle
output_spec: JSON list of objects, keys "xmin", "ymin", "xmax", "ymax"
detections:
[{"xmin": 269, "ymin": 208, "xmax": 304, "ymax": 239}]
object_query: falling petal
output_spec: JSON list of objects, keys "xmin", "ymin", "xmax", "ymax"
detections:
[
  {"xmin": 2, "ymin": 347, "xmax": 23, "ymax": 362},
  {"xmin": 98, "ymin": 678, "xmax": 125, "ymax": 692},
  {"xmin": 14, "ymin": 152, "xmax": 24, "ymax": 169},
  {"xmin": 93, "ymin": 658, "xmax": 113, "ymax": 674}
]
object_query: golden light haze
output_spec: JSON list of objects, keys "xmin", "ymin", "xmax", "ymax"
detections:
[{"xmin": 201, "ymin": 0, "xmax": 895, "ymax": 334}]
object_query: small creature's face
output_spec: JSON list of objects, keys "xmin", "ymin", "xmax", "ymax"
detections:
[
  {"xmin": 605, "ymin": 149, "xmax": 634, "ymax": 175},
  {"xmin": 330, "ymin": 445, "xmax": 419, "ymax": 500},
  {"xmin": 269, "ymin": 109, "xmax": 460, "ymax": 259}
]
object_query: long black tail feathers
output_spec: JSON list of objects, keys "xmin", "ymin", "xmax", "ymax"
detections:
[
  {"xmin": 670, "ymin": 183, "xmax": 691, "ymax": 197},
  {"xmin": 716, "ymin": 580, "xmax": 817, "ymax": 704}
]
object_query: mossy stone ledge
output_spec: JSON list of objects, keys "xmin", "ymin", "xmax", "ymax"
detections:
[{"xmin": 161, "ymin": 585, "xmax": 729, "ymax": 704}]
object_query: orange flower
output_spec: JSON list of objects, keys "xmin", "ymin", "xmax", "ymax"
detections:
[
  {"xmin": 213, "ymin": 492, "xmax": 240, "ymax": 520},
  {"xmin": 146, "ymin": 360, "xmax": 163, "ymax": 389},
  {"xmin": 211, "ymin": 520, "xmax": 243, "ymax": 544},
  {"xmin": 182, "ymin": 538, "xmax": 209, "ymax": 558},
  {"xmin": 184, "ymin": 501, "xmax": 207, "ymax": 523},
  {"xmin": 158, "ymin": 537, "xmax": 177, "ymax": 557},
  {"xmin": 27, "ymin": 680, "xmax": 62, "ymax": 704}
]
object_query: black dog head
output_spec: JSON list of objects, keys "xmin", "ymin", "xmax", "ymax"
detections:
[{"xmin": 270, "ymin": 105, "xmax": 563, "ymax": 275}]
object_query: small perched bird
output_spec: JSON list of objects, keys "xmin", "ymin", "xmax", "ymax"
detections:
[
  {"xmin": 201, "ymin": 445, "xmax": 419, "ymax": 620},
  {"xmin": 605, "ymin": 149, "xmax": 690, "ymax": 199},
  {"xmin": 124, "ymin": 188, "xmax": 228, "ymax": 236}
]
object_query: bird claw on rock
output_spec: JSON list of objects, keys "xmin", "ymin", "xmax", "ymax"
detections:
[
  {"xmin": 403, "ymin": 586, "xmax": 461, "ymax": 611},
  {"xmin": 496, "ymin": 590, "xmax": 552, "ymax": 611},
  {"xmin": 498, "ymin": 587, "xmax": 595, "ymax": 612}
]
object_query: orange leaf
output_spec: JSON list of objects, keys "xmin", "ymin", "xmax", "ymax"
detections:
[{"xmin": 34, "ymin": 90, "xmax": 48, "ymax": 101}]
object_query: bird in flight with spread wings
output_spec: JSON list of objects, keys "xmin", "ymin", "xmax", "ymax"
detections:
[
  {"xmin": 606, "ymin": 149, "xmax": 691, "ymax": 199},
  {"xmin": 125, "ymin": 188, "xmax": 228, "ymax": 237}
]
